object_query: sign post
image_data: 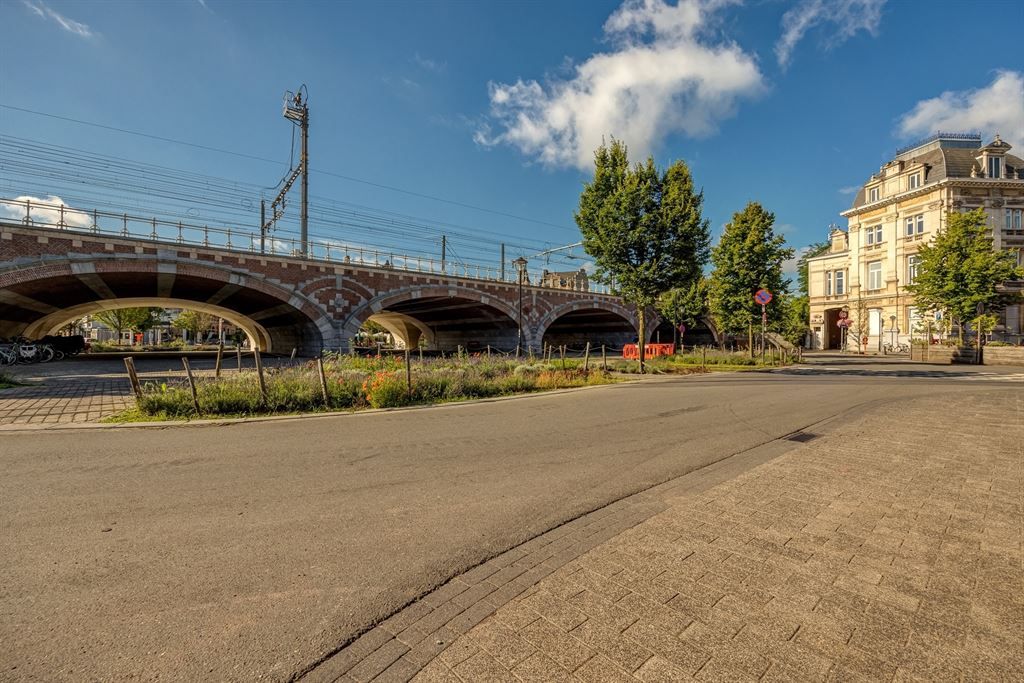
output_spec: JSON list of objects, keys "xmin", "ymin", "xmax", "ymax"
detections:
[{"xmin": 754, "ymin": 289, "xmax": 773, "ymax": 362}]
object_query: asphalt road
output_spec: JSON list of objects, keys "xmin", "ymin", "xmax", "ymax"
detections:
[{"xmin": 1, "ymin": 356, "xmax": 1020, "ymax": 681}]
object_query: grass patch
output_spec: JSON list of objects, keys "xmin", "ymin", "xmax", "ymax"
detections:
[
  {"xmin": 113, "ymin": 355, "xmax": 618, "ymax": 422},
  {"xmin": 0, "ymin": 370, "xmax": 23, "ymax": 390}
]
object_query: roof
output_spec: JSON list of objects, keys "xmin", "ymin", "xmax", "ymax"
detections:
[{"xmin": 850, "ymin": 139, "xmax": 1024, "ymax": 210}]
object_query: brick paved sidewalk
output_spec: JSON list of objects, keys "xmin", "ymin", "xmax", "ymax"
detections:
[
  {"xmin": 309, "ymin": 390, "xmax": 1023, "ymax": 682},
  {"xmin": 0, "ymin": 379, "xmax": 133, "ymax": 425}
]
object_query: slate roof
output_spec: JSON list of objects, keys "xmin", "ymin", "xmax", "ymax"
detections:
[{"xmin": 850, "ymin": 143, "xmax": 1024, "ymax": 209}]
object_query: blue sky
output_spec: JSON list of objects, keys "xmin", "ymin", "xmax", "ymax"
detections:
[{"xmin": 1, "ymin": 0, "xmax": 1022, "ymax": 278}]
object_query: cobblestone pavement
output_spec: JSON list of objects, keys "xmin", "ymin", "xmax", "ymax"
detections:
[
  {"xmin": 306, "ymin": 390, "xmax": 1023, "ymax": 682},
  {"xmin": 0, "ymin": 378, "xmax": 133, "ymax": 424},
  {"xmin": 0, "ymin": 356, "xmax": 294, "ymax": 426}
]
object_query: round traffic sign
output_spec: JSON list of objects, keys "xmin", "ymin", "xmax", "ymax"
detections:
[
  {"xmin": 754, "ymin": 288, "xmax": 773, "ymax": 305},
  {"xmin": 838, "ymin": 309, "xmax": 849, "ymax": 320}
]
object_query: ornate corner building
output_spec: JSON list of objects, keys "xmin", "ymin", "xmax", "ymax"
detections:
[{"xmin": 807, "ymin": 133, "xmax": 1024, "ymax": 350}]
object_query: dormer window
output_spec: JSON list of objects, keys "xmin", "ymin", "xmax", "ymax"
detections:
[
  {"xmin": 908, "ymin": 173, "xmax": 921, "ymax": 190},
  {"xmin": 869, "ymin": 186, "xmax": 880, "ymax": 202},
  {"xmin": 988, "ymin": 155, "xmax": 1002, "ymax": 179}
]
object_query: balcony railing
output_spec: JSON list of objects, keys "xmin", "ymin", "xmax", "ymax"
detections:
[{"xmin": 0, "ymin": 197, "xmax": 613, "ymax": 296}]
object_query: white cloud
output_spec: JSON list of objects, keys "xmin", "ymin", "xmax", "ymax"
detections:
[
  {"xmin": 22, "ymin": 0, "xmax": 94, "ymax": 38},
  {"xmin": 838, "ymin": 185, "xmax": 859, "ymax": 195},
  {"xmin": 476, "ymin": 0, "xmax": 764, "ymax": 170},
  {"xmin": 897, "ymin": 70, "xmax": 1024, "ymax": 151},
  {"xmin": 775, "ymin": 0, "xmax": 885, "ymax": 69},
  {"xmin": 1, "ymin": 195, "xmax": 92, "ymax": 228}
]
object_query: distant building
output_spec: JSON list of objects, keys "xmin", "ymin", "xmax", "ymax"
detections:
[
  {"xmin": 807, "ymin": 134, "xmax": 1024, "ymax": 350},
  {"xmin": 540, "ymin": 268, "xmax": 589, "ymax": 292}
]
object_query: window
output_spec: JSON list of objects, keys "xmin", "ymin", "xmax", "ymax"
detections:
[
  {"xmin": 835, "ymin": 270, "xmax": 845, "ymax": 295},
  {"xmin": 1007, "ymin": 208, "xmax": 1023, "ymax": 231},
  {"xmin": 988, "ymin": 156, "xmax": 1002, "ymax": 179},
  {"xmin": 908, "ymin": 173, "xmax": 921, "ymax": 190},
  {"xmin": 869, "ymin": 186, "xmax": 880, "ymax": 202},
  {"xmin": 825, "ymin": 270, "xmax": 832, "ymax": 296},
  {"xmin": 906, "ymin": 214, "xmax": 924, "ymax": 236},
  {"xmin": 867, "ymin": 261, "xmax": 882, "ymax": 290},
  {"xmin": 866, "ymin": 224, "xmax": 883, "ymax": 245},
  {"xmin": 907, "ymin": 255, "xmax": 920, "ymax": 284}
]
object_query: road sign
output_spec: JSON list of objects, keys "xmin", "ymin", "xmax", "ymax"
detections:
[
  {"xmin": 754, "ymin": 289, "xmax": 773, "ymax": 305},
  {"xmin": 678, "ymin": 323, "xmax": 686, "ymax": 337},
  {"xmin": 837, "ymin": 319, "xmax": 850, "ymax": 328},
  {"xmin": 838, "ymin": 309, "xmax": 849, "ymax": 320}
]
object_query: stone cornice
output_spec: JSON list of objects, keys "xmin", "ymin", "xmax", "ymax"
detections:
[{"xmin": 840, "ymin": 177, "xmax": 1024, "ymax": 218}]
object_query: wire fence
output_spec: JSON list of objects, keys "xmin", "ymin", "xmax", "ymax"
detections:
[{"xmin": 0, "ymin": 196, "xmax": 613, "ymax": 295}]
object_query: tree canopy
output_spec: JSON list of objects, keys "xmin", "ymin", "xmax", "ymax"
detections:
[
  {"xmin": 906, "ymin": 208, "xmax": 1023, "ymax": 337},
  {"xmin": 708, "ymin": 202, "xmax": 794, "ymax": 334},
  {"xmin": 173, "ymin": 310, "xmax": 215, "ymax": 340},
  {"xmin": 92, "ymin": 308, "xmax": 162, "ymax": 344},
  {"xmin": 575, "ymin": 139, "xmax": 710, "ymax": 368}
]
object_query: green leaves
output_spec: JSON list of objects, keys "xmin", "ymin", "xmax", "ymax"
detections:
[
  {"xmin": 575, "ymin": 139, "xmax": 710, "ymax": 308},
  {"xmin": 708, "ymin": 202, "xmax": 794, "ymax": 334},
  {"xmin": 906, "ymin": 208, "xmax": 1023, "ymax": 326}
]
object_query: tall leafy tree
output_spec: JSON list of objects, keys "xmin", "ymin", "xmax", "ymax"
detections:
[
  {"xmin": 708, "ymin": 202, "xmax": 794, "ymax": 339},
  {"xmin": 656, "ymin": 278, "xmax": 709, "ymax": 329},
  {"xmin": 782, "ymin": 240, "xmax": 831, "ymax": 346},
  {"xmin": 906, "ymin": 208, "xmax": 1023, "ymax": 343},
  {"xmin": 576, "ymin": 140, "xmax": 710, "ymax": 370},
  {"xmin": 92, "ymin": 307, "xmax": 161, "ymax": 345},
  {"xmin": 173, "ymin": 310, "xmax": 215, "ymax": 343}
]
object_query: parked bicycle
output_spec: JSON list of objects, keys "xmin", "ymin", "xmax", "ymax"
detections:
[{"xmin": 883, "ymin": 342, "xmax": 910, "ymax": 354}]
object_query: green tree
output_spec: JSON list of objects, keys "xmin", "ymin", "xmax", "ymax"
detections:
[
  {"xmin": 173, "ymin": 310, "xmax": 215, "ymax": 343},
  {"xmin": 906, "ymin": 208, "xmax": 1023, "ymax": 343},
  {"xmin": 92, "ymin": 308, "xmax": 161, "ymax": 345},
  {"xmin": 575, "ymin": 139, "xmax": 710, "ymax": 371},
  {"xmin": 656, "ymin": 278, "xmax": 709, "ymax": 330},
  {"xmin": 708, "ymin": 202, "xmax": 795, "ymax": 345}
]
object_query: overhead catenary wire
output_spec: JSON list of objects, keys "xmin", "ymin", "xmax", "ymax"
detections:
[
  {"xmin": 0, "ymin": 103, "xmax": 580, "ymax": 234},
  {"xmin": 0, "ymin": 137, "xmax": 590, "ymax": 273}
]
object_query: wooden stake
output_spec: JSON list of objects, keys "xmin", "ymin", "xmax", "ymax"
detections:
[
  {"xmin": 560, "ymin": 345, "xmax": 566, "ymax": 370},
  {"xmin": 583, "ymin": 341, "xmax": 591, "ymax": 371},
  {"xmin": 182, "ymin": 357, "xmax": 200, "ymax": 414},
  {"xmin": 405, "ymin": 348, "xmax": 412, "ymax": 398},
  {"xmin": 123, "ymin": 357, "xmax": 143, "ymax": 399},
  {"xmin": 701, "ymin": 345, "xmax": 707, "ymax": 371},
  {"xmin": 290, "ymin": 347, "xmax": 297, "ymax": 363},
  {"xmin": 602, "ymin": 344, "xmax": 607, "ymax": 371},
  {"xmin": 214, "ymin": 341, "xmax": 224, "ymax": 379},
  {"xmin": 253, "ymin": 349, "xmax": 268, "ymax": 404},
  {"xmin": 317, "ymin": 355, "xmax": 329, "ymax": 407},
  {"xmin": 236, "ymin": 345, "xmax": 242, "ymax": 371}
]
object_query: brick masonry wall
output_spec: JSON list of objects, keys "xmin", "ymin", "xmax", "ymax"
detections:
[{"xmin": 1, "ymin": 224, "xmax": 652, "ymax": 351}]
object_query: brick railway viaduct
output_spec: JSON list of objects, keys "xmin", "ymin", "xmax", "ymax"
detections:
[{"xmin": 0, "ymin": 221, "xmax": 672, "ymax": 354}]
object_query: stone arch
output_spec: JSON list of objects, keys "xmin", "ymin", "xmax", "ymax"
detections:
[
  {"xmin": 0, "ymin": 259, "xmax": 337, "ymax": 354},
  {"xmin": 536, "ymin": 300, "xmax": 639, "ymax": 350},
  {"xmin": 342, "ymin": 285, "xmax": 525, "ymax": 352}
]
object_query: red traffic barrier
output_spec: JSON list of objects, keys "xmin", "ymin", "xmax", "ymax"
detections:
[{"xmin": 622, "ymin": 343, "xmax": 675, "ymax": 359}]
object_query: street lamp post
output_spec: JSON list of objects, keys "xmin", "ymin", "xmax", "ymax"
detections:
[
  {"xmin": 513, "ymin": 257, "xmax": 528, "ymax": 358},
  {"xmin": 889, "ymin": 314, "xmax": 897, "ymax": 353}
]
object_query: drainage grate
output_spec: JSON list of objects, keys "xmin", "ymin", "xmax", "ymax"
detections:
[{"xmin": 785, "ymin": 432, "xmax": 819, "ymax": 443}]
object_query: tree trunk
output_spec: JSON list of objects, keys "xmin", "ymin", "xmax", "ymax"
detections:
[{"xmin": 637, "ymin": 305, "xmax": 646, "ymax": 375}]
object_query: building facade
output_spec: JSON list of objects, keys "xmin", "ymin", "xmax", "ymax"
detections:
[
  {"xmin": 539, "ymin": 268, "xmax": 590, "ymax": 292},
  {"xmin": 807, "ymin": 134, "xmax": 1024, "ymax": 351}
]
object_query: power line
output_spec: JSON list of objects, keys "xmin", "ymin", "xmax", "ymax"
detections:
[{"xmin": 0, "ymin": 103, "xmax": 579, "ymax": 233}]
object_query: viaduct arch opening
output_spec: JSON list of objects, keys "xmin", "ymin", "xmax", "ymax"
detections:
[
  {"xmin": 0, "ymin": 266, "xmax": 330, "ymax": 354},
  {"xmin": 540, "ymin": 307, "xmax": 637, "ymax": 350}
]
